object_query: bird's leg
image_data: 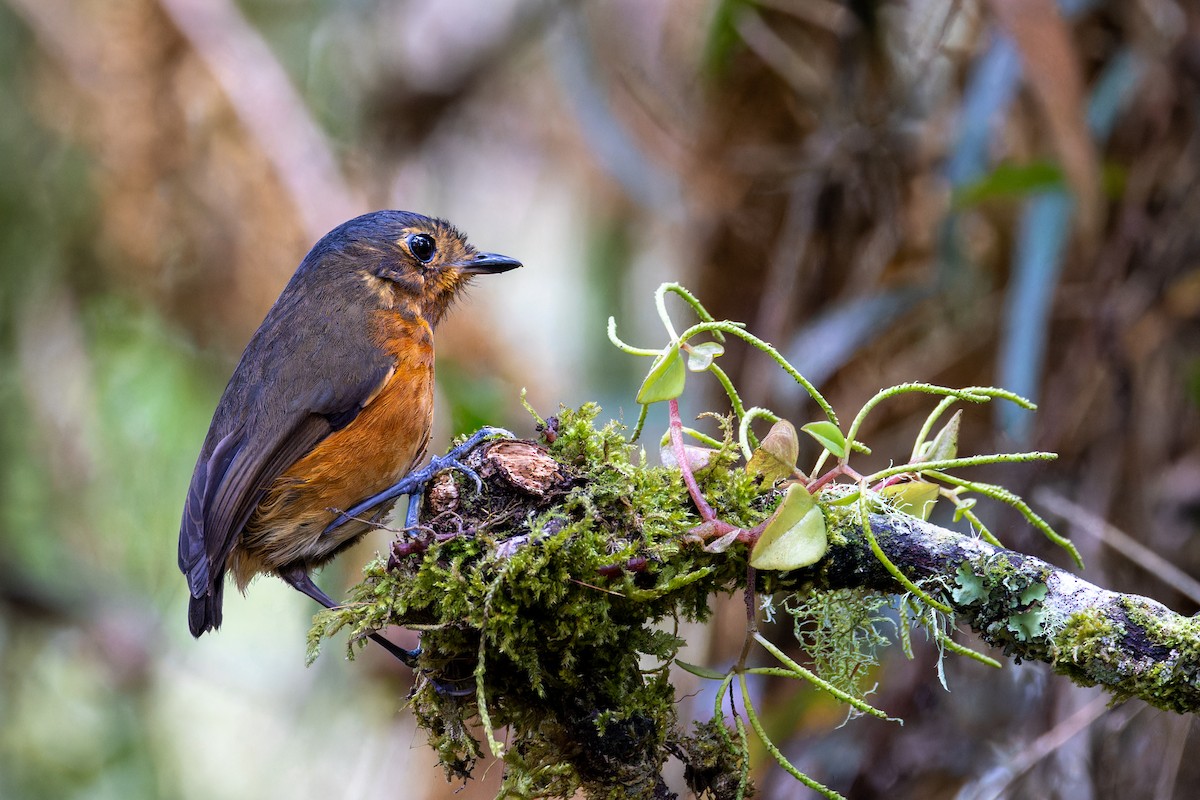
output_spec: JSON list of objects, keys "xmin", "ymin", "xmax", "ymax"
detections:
[
  {"xmin": 279, "ymin": 568, "xmax": 420, "ymax": 667},
  {"xmin": 325, "ymin": 426, "xmax": 513, "ymax": 535}
]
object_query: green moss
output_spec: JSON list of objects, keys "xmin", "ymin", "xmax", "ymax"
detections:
[
  {"xmin": 308, "ymin": 404, "xmax": 768, "ymax": 797},
  {"xmin": 1048, "ymin": 596, "xmax": 1200, "ymax": 713},
  {"xmin": 1113, "ymin": 597, "xmax": 1200, "ymax": 713},
  {"xmin": 1052, "ymin": 607, "xmax": 1122, "ymax": 685},
  {"xmin": 1120, "ymin": 597, "xmax": 1200, "ymax": 657}
]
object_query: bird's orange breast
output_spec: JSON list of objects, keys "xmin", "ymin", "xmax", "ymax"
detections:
[{"xmin": 230, "ymin": 311, "xmax": 436, "ymax": 588}]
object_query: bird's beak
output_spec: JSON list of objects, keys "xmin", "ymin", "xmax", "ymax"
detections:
[{"xmin": 457, "ymin": 252, "xmax": 522, "ymax": 275}]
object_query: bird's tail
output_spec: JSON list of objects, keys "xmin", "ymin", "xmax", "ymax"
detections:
[{"xmin": 188, "ymin": 580, "xmax": 224, "ymax": 637}]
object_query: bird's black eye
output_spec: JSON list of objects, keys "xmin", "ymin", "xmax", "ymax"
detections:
[{"xmin": 407, "ymin": 233, "xmax": 437, "ymax": 264}]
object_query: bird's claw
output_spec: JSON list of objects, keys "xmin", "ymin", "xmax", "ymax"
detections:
[
  {"xmin": 432, "ymin": 427, "xmax": 514, "ymax": 493},
  {"xmin": 326, "ymin": 426, "xmax": 514, "ymax": 535},
  {"xmin": 428, "ymin": 455, "xmax": 482, "ymax": 492},
  {"xmin": 465, "ymin": 425, "xmax": 516, "ymax": 445}
]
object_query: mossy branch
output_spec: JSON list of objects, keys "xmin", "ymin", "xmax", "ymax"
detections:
[
  {"xmin": 311, "ymin": 410, "xmax": 1200, "ymax": 799},
  {"xmin": 812, "ymin": 508, "xmax": 1200, "ymax": 715}
]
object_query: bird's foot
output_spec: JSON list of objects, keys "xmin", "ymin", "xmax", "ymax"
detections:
[
  {"xmin": 325, "ymin": 426, "xmax": 513, "ymax": 535},
  {"xmin": 403, "ymin": 426, "xmax": 513, "ymax": 528}
]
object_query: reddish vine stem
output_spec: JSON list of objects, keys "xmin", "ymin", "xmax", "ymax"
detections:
[
  {"xmin": 806, "ymin": 463, "xmax": 865, "ymax": 494},
  {"xmin": 668, "ymin": 398, "xmax": 717, "ymax": 521}
]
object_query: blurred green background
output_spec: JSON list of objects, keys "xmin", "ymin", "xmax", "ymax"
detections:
[{"xmin": 1, "ymin": 1, "xmax": 1198, "ymax": 798}]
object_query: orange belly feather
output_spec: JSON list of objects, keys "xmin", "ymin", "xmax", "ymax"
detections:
[{"xmin": 230, "ymin": 312, "xmax": 435, "ymax": 589}]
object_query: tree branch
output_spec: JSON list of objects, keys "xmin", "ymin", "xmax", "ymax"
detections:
[
  {"xmin": 806, "ymin": 507, "xmax": 1200, "ymax": 714},
  {"xmin": 315, "ymin": 417, "xmax": 1199, "ymax": 798},
  {"xmin": 453, "ymin": 436, "xmax": 1200, "ymax": 716}
]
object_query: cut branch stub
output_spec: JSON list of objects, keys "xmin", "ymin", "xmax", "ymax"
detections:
[{"xmin": 470, "ymin": 440, "xmax": 571, "ymax": 497}]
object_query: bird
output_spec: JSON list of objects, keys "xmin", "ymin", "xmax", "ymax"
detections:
[{"xmin": 177, "ymin": 210, "xmax": 521, "ymax": 662}]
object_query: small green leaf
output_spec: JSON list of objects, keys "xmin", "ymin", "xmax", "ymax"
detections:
[
  {"xmin": 746, "ymin": 419, "xmax": 800, "ymax": 485},
  {"xmin": 801, "ymin": 421, "xmax": 846, "ymax": 458},
  {"xmin": 750, "ymin": 483, "xmax": 828, "ymax": 570},
  {"xmin": 918, "ymin": 409, "xmax": 961, "ymax": 463},
  {"xmin": 675, "ymin": 660, "xmax": 728, "ymax": 681},
  {"xmin": 636, "ymin": 344, "xmax": 686, "ymax": 404},
  {"xmin": 880, "ymin": 480, "xmax": 940, "ymax": 520},
  {"xmin": 685, "ymin": 341, "xmax": 724, "ymax": 371},
  {"xmin": 826, "ymin": 490, "xmax": 862, "ymax": 507},
  {"xmin": 952, "ymin": 497, "xmax": 977, "ymax": 523},
  {"xmin": 952, "ymin": 160, "xmax": 1065, "ymax": 209}
]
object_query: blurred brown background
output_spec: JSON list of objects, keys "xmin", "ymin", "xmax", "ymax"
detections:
[{"xmin": 0, "ymin": 1, "xmax": 1197, "ymax": 798}]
